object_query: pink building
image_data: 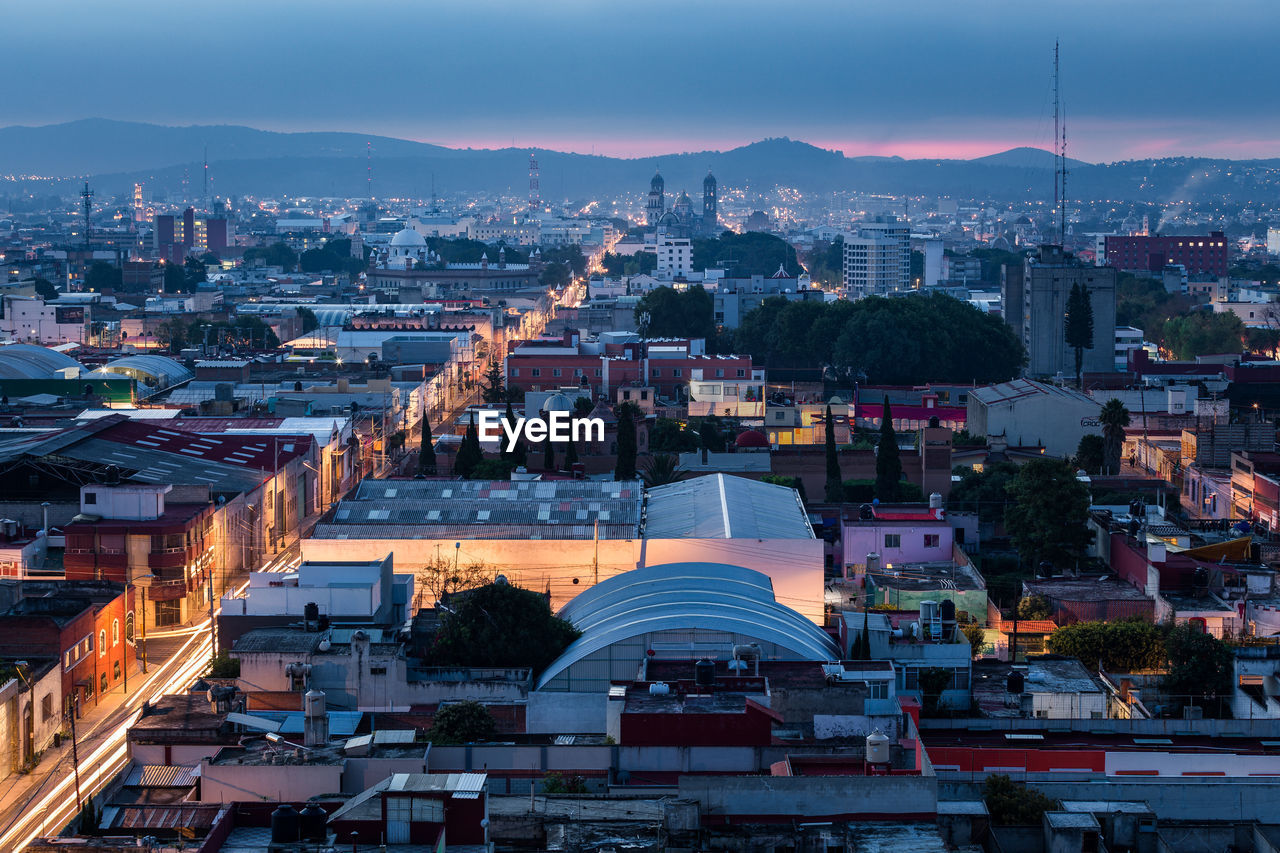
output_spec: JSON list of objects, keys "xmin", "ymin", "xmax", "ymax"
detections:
[{"xmin": 843, "ymin": 503, "xmax": 954, "ymax": 573}]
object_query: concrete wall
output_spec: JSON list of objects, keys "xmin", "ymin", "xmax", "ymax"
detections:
[
  {"xmin": 199, "ymin": 759, "xmax": 344, "ymax": 803},
  {"xmin": 526, "ymin": 692, "xmax": 608, "ymax": 734},
  {"xmin": 678, "ymin": 774, "xmax": 938, "ymax": 820}
]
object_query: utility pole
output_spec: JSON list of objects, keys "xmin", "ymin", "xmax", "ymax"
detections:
[{"xmin": 80, "ymin": 182, "xmax": 94, "ymax": 251}]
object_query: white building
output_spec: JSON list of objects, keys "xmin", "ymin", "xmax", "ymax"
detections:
[
  {"xmin": 655, "ymin": 236, "xmax": 692, "ymax": 280},
  {"xmin": 1267, "ymin": 227, "xmax": 1280, "ymax": 257},
  {"xmin": 1019, "ymin": 659, "xmax": 1107, "ymax": 720},
  {"xmin": 0, "ymin": 297, "xmax": 89, "ymax": 345},
  {"xmin": 967, "ymin": 378, "xmax": 1102, "ymax": 458},
  {"xmin": 843, "ymin": 217, "xmax": 911, "ymax": 298},
  {"xmin": 219, "ymin": 554, "xmax": 411, "ymax": 625},
  {"xmin": 1115, "ymin": 326, "xmax": 1146, "ymax": 369}
]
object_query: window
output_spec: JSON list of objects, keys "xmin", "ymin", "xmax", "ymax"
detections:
[
  {"xmin": 651, "ymin": 368, "xmax": 661, "ymax": 378},
  {"xmin": 867, "ymin": 681, "xmax": 888, "ymax": 699},
  {"xmin": 552, "ymin": 368, "xmax": 562, "ymax": 377},
  {"xmin": 736, "ymin": 369, "xmax": 746, "ymax": 378},
  {"xmin": 100, "ymin": 673, "xmax": 108, "ymax": 694},
  {"xmin": 573, "ymin": 368, "xmax": 583, "ymax": 377},
  {"xmin": 622, "ymin": 390, "xmax": 631, "ymax": 400},
  {"xmin": 639, "ymin": 390, "xmax": 649, "ymax": 401},
  {"xmin": 884, "ymin": 534, "xmax": 901, "ymax": 549},
  {"xmin": 370, "ymin": 665, "xmax": 387, "ymax": 676},
  {"xmin": 672, "ymin": 368, "xmax": 682, "ymax": 378},
  {"xmin": 41, "ymin": 694, "xmax": 53, "ymax": 722},
  {"xmin": 923, "ymin": 534, "xmax": 940, "ymax": 548},
  {"xmin": 112, "ymin": 619, "xmax": 119, "ymax": 646},
  {"xmin": 511, "ymin": 368, "xmax": 520, "ymax": 377},
  {"xmin": 125, "ymin": 611, "xmax": 135, "ymax": 644},
  {"xmin": 99, "ymin": 630, "xmax": 106, "ymax": 656},
  {"xmin": 715, "ymin": 368, "xmax": 724, "ymax": 377},
  {"xmin": 531, "ymin": 368, "xmax": 541, "ymax": 377},
  {"xmin": 594, "ymin": 368, "xmax": 602, "ymax": 377},
  {"xmin": 113, "ymin": 661, "xmax": 121, "ymax": 681},
  {"xmin": 84, "ymin": 492, "xmax": 97, "ymax": 505}
]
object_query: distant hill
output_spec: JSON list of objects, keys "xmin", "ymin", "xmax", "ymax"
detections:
[{"xmin": 2, "ymin": 120, "xmax": 1279, "ymax": 204}]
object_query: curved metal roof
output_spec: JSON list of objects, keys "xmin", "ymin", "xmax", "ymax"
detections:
[
  {"xmin": 536, "ymin": 562, "xmax": 838, "ymax": 689},
  {"xmin": 96, "ymin": 355, "xmax": 194, "ymax": 390},
  {"xmin": 0, "ymin": 344, "xmax": 82, "ymax": 379}
]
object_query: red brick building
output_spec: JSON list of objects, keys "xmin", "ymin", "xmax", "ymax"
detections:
[
  {"xmin": 0, "ymin": 581, "xmax": 136, "ymax": 714},
  {"xmin": 1105, "ymin": 232, "xmax": 1229, "ymax": 277}
]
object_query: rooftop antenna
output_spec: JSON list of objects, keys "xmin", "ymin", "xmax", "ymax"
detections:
[
  {"xmin": 203, "ymin": 144, "xmax": 209, "ymax": 212},
  {"xmin": 80, "ymin": 181, "xmax": 94, "ymax": 250},
  {"xmin": 367, "ymin": 141, "xmax": 373, "ymax": 200},
  {"xmin": 1053, "ymin": 39, "xmax": 1067, "ymax": 246}
]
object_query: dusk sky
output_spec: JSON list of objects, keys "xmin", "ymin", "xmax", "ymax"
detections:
[{"xmin": 10, "ymin": 0, "xmax": 1279, "ymax": 162}]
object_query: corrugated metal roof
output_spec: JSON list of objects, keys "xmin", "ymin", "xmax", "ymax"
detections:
[
  {"xmin": 124, "ymin": 764, "xmax": 198, "ymax": 787},
  {"xmin": 110, "ymin": 804, "xmax": 222, "ymax": 830},
  {"xmin": 537, "ymin": 562, "xmax": 838, "ymax": 690},
  {"xmin": 644, "ymin": 474, "xmax": 813, "ymax": 540}
]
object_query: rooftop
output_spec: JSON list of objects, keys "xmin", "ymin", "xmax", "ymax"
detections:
[
  {"xmin": 644, "ymin": 474, "xmax": 813, "ymax": 539},
  {"xmin": 867, "ymin": 560, "xmax": 985, "ymax": 591}
]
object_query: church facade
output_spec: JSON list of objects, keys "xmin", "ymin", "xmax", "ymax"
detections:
[{"xmin": 645, "ymin": 169, "xmax": 720, "ymax": 238}]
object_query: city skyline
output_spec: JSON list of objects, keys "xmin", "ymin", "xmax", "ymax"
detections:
[{"xmin": 7, "ymin": 0, "xmax": 1279, "ymax": 161}]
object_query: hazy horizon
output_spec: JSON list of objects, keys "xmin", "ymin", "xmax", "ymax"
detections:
[{"xmin": 10, "ymin": 0, "xmax": 1279, "ymax": 162}]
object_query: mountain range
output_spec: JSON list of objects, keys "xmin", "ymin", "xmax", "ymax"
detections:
[{"xmin": 2, "ymin": 119, "xmax": 1278, "ymax": 206}]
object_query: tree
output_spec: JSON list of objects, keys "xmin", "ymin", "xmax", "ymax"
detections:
[
  {"xmin": 1016, "ymin": 594, "xmax": 1053, "ymax": 620},
  {"xmin": 1162, "ymin": 624, "xmax": 1233, "ymax": 713},
  {"xmin": 208, "ymin": 652, "xmax": 240, "ymax": 678},
  {"xmin": 84, "ymin": 261, "xmax": 122, "ymax": 292},
  {"xmin": 453, "ymin": 421, "xmax": 484, "ymax": 478},
  {"xmin": 542, "ymin": 437, "xmax": 556, "ymax": 471},
  {"xmin": 469, "ymin": 458, "xmax": 514, "ymax": 480},
  {"xmin": 1247, "ymin": 327, "xmax": 1280, "ymax": 359},
  {"xmin": 875, "ymin": 399, "xmax": 901, "ymax": 502},
  {"xmin": 919, "ymin": 667, "xmax": 954, "ymax": 717},
  {"xmin": 947, "ymin": 462, "xmax": 1019, "ymax": 526},
  {"xmin": 297, "ymin": 307, "xmax": 319, "ymax": 333},
  {"xmin": 162, "ymin": 262, "xmax": 188, "ymax": 293},
  {"xmin": 480, "ymin": 360, "xmax": 506, "ymax": 404},
  {"xmin": 243, "ymin": 241, "xmax": 297, "ymax": 270},
  {"xmin": 983, "ymin": 774, "xmax": 1058, "ymax": 826},
  {"xmin": 426, "ymin": 701, "xmax": 497, "ymax": 744},
  {"xmin": 634, "ymin": 286, "xmax": 715, "ymax": 340},
  {"xmin": 33, "ymin": 278, "xmax": 58, "ymax": 301},
  {"xmin": 1064, "ymin": 281, "xmax": 1094, "ymax": 387},
  {"xmin": 1161, "ymin": 311, "xmax": 1245, "ymax": 360},
  {"xmin": 823, "ymin": 406, "xmax": 843, "ymax": 503},
  {"xmin": 415, "ymin": 552, "xmax": 495, "ymax": 607},
  {"xmin": 564, "ymin": 435, "xmax": 579, "ymax": 467},
  {"xmin": 699, "ymin": 417, "xmax": 726, "ymax": 452},
  {"xmin": 762, "ymin": 474, "xmax": 807, "ymax": 505},
  {"xmin": 961, "ymin": 622, "xmax": 986, "ymax": 658},
  {"xmin": 183, "ymin": 256, "xmax": 208, "ymax": 290},
  {"xmin": 615, "ymin": 402, "xmax": 638, "ymax": 480},
  {"xmin": 1004, "ymin": 458, "xmax": 1091, "ymax": 569},
  {"xmin": 1074, "ymin": 433, "xmax": 1105, "ymax": 475},
  {"xmin": 651, "ymin": 418, "xmax": 701, "ymax": 453},
  {"xmin": 1099, "ymin": 398, "xmax": 1131, "ymax": 475},
  {"xmin": 417, "ymin": 420, "xmax": 437, "ymax": 476},
  {"xmin": 1046, "ymin": 619, "xmax": 1167, "ymax": 672},
  {"xmin": 429, "ymin": 582, "xmax": 581, "ymax": 672},
  {"xmin": 641, "ymin": 453, "xmax": 686, "ymax": 486},
  {"xmin": 155, "ymin": 319, "xmax": 189, "ymax": 352},
  {"xmin": 541, "ymin": 772, "xmax": 589, "ymax": 794}
]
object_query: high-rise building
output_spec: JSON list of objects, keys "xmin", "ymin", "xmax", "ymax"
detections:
[
  {"xmin": 1267, "ymin": 228, "xmax": 1280, "ymax": 257},
  {"xmin": 842, "ymin": 216, "xmax": 911, "ymax": 298},
  {"xmin": 1022, "ymin": 245, "xmax": 1117, "ymax": 378}
]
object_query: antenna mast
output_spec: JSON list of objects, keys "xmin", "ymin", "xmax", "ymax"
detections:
[
  {"xmin": 203, "ymin": 144, "xmax": 209, "ymax": 212},
  {"xmin": 367, "ymin": 141, "xmax": 373, "ymax": 200},
  {"xmin": 1053, "ymin": 40, "xmax": 1066, "ymax": 246},
  {"xmin": 528, "ymin": 152, "xmax": 540, "ymax": 215},
  {"xmin": 80, "ymin": 181, "xmax": 94, "ymax": 250}
]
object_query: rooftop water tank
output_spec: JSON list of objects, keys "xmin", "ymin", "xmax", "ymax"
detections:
[
  {"xmin": 866, "ymin": 729, "xmax": 891, "ymax": 764},
  {"xmin": 694, "ymin": 658, "xmax": 716, "ymax": 689},
  {"xmin": 270, "ymin": 804, "xmax": 300, "ymax": 844}
]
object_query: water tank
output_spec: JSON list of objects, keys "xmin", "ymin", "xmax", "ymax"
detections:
[
  {"xmin": 929, "ymin": 492, "xmax": 943, "ymax": 510},
  {"xmin": 940, "ymin": 599, "xmax": 956, "ymax": 622},
  {"xmin": 648, "ymin": 682, "xmax": 670, "ymax": 695},
  {"xmin": 1193, "ymin": 566, "xmax": 1210, "ymax": 592},
  {"xmin": 694, "ymin": 658, "xmax": 716, "ymax": 688},
  {"xmin": 298, "ymin": 803, "xmax": 328, "ymax": 842},
  {"xmin": 859, "ymin": 504, "xmax": 875, "ymax": 520},
  {"xmin": 214, "ymin": 383, "xmax": 234, "ymax": 402},
  {"xmin": 1007, "ymin": 671, "xmax": 1025, "ymax": 695},
  {"xmin": 1037, "ymin": 561, "xmax": 1053, "ymax": 579},
  {"xmin": 270, "ymin": 804, "xmax": 300, "ymax": 844},
  {"xmin": 866, "ymin": 729, "xmax": 891, "ymax": 764},
  {"xmin": 920, "ymin": 600, "xmax": 939, "ymax": 623},
  {"xmin": 303, "ymin": 602, "xmax": 320, "ymax": 627},
  {"xmin": 304, "ymin": 689, "xmax": 326, "ymax": 718},
  {"xmin": 865, "ymin": 553, "xmax": 881, "ymax": 574},
  {"xmin": 317, "ymin": 614, "xmax": 330, "ymax": 631}
]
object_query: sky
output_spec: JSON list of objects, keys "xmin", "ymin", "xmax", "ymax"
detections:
[{"xmin": 9, "ymin": 0, "xmax": 1280, "ymax": 162}]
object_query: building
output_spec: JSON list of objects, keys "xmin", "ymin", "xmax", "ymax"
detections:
[
  {"xmin": 843, "ymin": 217, "xmax": 912, "ymax": 298},
  {"xmin": 646, "ymin": 170, "xmax": 719, "ymax": 237},
  {"xmin": 1022, "ymin": 245, "xmax": 1117, "ymax": 378},
  {"xmin": 712, "ymin": 268, "xmax": 824, "ymax": 329},
  {"xmin": 0, "ymin": 581, "xmax": 135, "ymax": 715},
  {"xmin": 0, "ymin": 657, "xmax": 60, "ymax": 779},
  {"xmin": 966, "ymin": 378, "xmax": 1102, "ymax": 458},
  {"xmin": 654, "ymin": 235, "xmax": 692, "ymax": 279},
  {"xmin": 838, "ymin": 609, "xmax": 972, "ymax": 711},
  {"xmin": 367, "ymin": 228, "xmax": 540, "ymax": 298},
  {"xmin": 218, "ymin": 554, "xmax": 413, "ymax": 647},
  {"xmin": 1105, "ymin": 232, "xmax": 1229, "ymax": 277},
  {"xmin": 537, "ymin": 562, "xmax": 839, "ymax": 694},
  {"xmin": 0, "ymin": 297, "xmax": 89, "ymax": 345},
  {"xmin": 303, "ymin": 474, "xmax": 825, "ymax": 624}
]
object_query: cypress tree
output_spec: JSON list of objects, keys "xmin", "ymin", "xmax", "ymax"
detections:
[
  {"xmin": 875, "ymin": 398, "xmax": 901, "ymax": 502},
  {"xmin": 417, "ymin": 419, "xmax": 437, "ymax": 476},
  {"xmin": 824, "ymin": 405, "xmax": 843, "ymax": 503},
  {"xmin": 543, "ymin": 437, "xmax": 556, "ymax": 471},
  {"xmin": 500, "ymin": 402, "xmax": 517, "ymax": 461},
  {"xmin": 454, "ymin": 420, "xmax": 483, "ymax": 478}
]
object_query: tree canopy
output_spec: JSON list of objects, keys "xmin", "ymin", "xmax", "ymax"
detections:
[
  {"xmin": 731, "ymin": 292, "xmax": 1025, "ymax": 383},
  {"xmin": 1064, "ymin": 282, "xmax": 1094, "ymax": 386},
  {"xmin": 426, "ymin": 701, "xmax": 497, "ymax": 744},
  {"xmin": 983, "ymin": 774, "xmax": 1058, "ymax": 826},
  {"xmin": 428, "ymin": 582, "xmax": 581, "ymax": 673},
  {"xmin": 1161, "ymin": 311, "xmax": 1245, "ymax": 360},
  {"xmin": 947, "ymin": 462, "xmax": 1019, "ymax": 526},
  {"xmin": 243, "ymin": 242, "xmax": 297, "ymax": 270},
  {"xmin": 1004, "ymin": 458, "xmax": 1092, "ymax": 569},
  {"xmin": 875, "ymin": 398, "xmax": 902, "ymax": 502},
  {"xmin": 690, "ymin": 230, "xmax": 801, "ymax": 277},
  {"xmin": 299, "ymin": 237, "xmax": 368, "ymax": 276},
  {"xmin": 634, "ymin": 286, "xmax": 715, "ymax": 340}
]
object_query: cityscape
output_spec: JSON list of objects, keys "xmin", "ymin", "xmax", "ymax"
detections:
[{"xmin": 4, "ymin": 2, "xmax": 1280, "ymax": 852}]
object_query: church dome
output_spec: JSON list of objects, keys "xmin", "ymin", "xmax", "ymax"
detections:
[
  {"xmin": 736, "ymin": 429, "xmax": 770, "ymax": 449},
  {"xmin": 390, "ymin": 227, "xmax": 426, "ymax": 247},
  {"xmin": 651, "ymin": 171, "xmax": 664, "ymax": 192}
]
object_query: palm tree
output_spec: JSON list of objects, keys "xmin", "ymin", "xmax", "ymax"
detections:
[
  {"xmin": 641, "ymin": 453, "xmax": 687, "ymax": 486},
  {"xmin": 1099, "ymin": 398, "xmax": 1131, "ymax": 475}
]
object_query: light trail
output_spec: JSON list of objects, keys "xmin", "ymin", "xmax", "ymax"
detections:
[{"xmin": 1, "ymin": 557, "xmax": 295, "ymax": 851}]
